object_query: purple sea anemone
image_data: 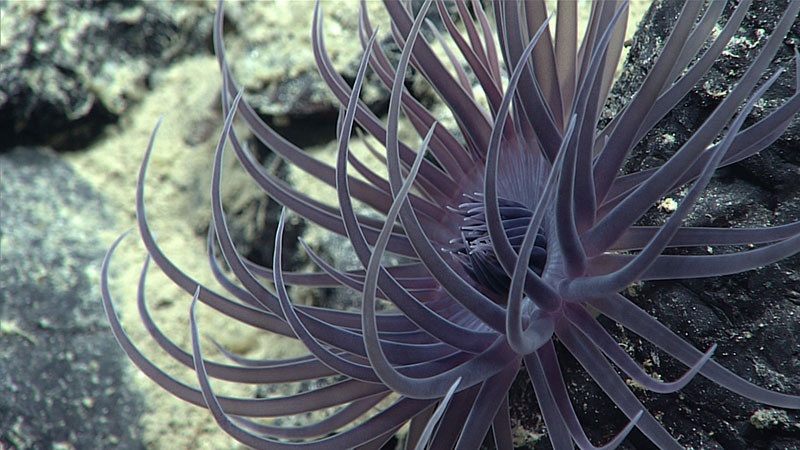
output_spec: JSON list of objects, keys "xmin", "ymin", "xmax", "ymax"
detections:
[{"xmin": 102, "ymin": 0, "xmax": 800, "ymax": 448}]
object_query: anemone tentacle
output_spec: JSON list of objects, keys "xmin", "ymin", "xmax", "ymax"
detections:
[{"xmin": 102, "ymin": 0, "xmax": 800, "ymax": 448}]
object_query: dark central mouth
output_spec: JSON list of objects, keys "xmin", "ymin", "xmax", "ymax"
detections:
[{"xmin": 451, "ymin": 195, "xmax": 547, "ymax": 295}]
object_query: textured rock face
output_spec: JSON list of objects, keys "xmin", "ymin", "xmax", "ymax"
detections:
[
  {"xmin": 0, "ymin": 1, "xmax": 212, "ymax": 151},
  {"xmin": 0, "ymin": 148, "xmax": 144, "ymax": 449}
]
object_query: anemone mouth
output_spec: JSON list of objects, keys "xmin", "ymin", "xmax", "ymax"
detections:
[{"xmin": 451, "ymin": 193, "xmax": 547, "ymax": 295}]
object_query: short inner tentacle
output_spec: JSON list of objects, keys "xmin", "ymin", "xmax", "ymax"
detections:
[{"xmin": 451, "ymin": 194, "xmax": 547, "ymax": 295}]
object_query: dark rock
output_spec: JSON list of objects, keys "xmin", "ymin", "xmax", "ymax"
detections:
[
  {"xmin": 0, "ymin": 1, "xmax": 212, "ymax": 152},
  {"xmin": 0, "ymin": 148, "xmax": 144, "ymax": 449}
]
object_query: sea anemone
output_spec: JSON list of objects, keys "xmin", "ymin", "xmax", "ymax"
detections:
[{"xmin": 102, "ymin": 0, "xmax": 800, "ymax": 448}]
